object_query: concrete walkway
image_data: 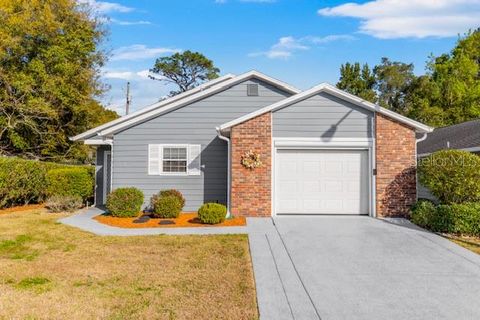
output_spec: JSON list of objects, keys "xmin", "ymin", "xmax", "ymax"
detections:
[
  {"xmin": 59, "ymin": 207, "xmax": 247, "ymax": 236},
  {"xmin": 248, "ymin": 216, "xmax": 480, "ymax": 320}
]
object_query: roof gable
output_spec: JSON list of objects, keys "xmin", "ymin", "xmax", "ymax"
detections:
[
  {"xmin": 72, "ymin": 71, "xmax": 300, "ymax": 141},
  {"xmin": 218, "ymin": 83, "xmax": 433, "ymax": 134}
]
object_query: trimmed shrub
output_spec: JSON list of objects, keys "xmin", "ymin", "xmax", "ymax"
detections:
[
  {"xmin": 411, "ymin": 201, "xmax": 480, "ymax": 236},
  {"xmin": 106, "ymin": 187, "xmax": 144, "ymax": 218},
  {"xmin": 46, "ymin": 168, "xmax": 93, "ymax": 200},
  {"xmin": 197, "ymin": 203, "xmax": 227, "ymax": 224},
  {"xmin": 410, "ymin": 200, "xmax": 436, "ymax": 229},
  {"xmin": 45, "ymin": 195, "xmax": 83, "ymax": 213},
  {"xmin": 152, "ymin": 195, "xmax": 182, "ymax": 218},
  {"xmin": 0, "ymin": 157, "xmax": 94, "ymax": 208},
  {"xmin": 418, "ymin": 150, "xmax": 480, "ymax": 204},
  {"xmin": 448, "ymin": 203, "xmax": 480, "ymax": 236},
  {"xmin": 159, "ymin": 189, "xmax": 185, "ymax": 208}
]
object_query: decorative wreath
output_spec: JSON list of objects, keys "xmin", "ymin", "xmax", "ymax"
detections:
[{"xmin": 241, "ymin": 150, "xmax": 262, "ymax": 170}]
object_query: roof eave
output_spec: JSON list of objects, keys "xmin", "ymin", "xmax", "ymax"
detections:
[{"xmin": 70, "ymin": 73, "xmax": 237, "ymax": 142}]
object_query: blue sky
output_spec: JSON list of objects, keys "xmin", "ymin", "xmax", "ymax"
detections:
[{"xmin": 86, "ymin": 0, "xmax": 480, "ymax": 114}]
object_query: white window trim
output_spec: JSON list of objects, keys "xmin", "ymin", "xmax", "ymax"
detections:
[
  {"xmin": 148, "ymin": 144, "xmax": 201, "ymax": 176},
  {"xmin": 160, "ymin": 144, "xmax": 188, "ymax": 176}
]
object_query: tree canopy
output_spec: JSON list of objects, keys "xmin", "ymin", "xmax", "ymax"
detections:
[
  {"xmin": 0, "ymin": 0, "xmax": 117, "ymax": 162},
  {"xmin": 150, "ymin": 50, "xmax": 220, "ymax": 96},
  {"xmin": 337, "ymin": 62, "xmax": 376, "ymax": 102},
  {"xmin": 336, "ymin": 30, "xmax": 480, "ymax": 127}
]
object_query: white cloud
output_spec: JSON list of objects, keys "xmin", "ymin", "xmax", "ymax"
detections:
[
  {"xmin": 103, "ymin": 69, "xmax": 154, "ymax": 81},
  {"xmin": 318, "ymin": 0, "xmax": 480, "ymax": 39},
  {"xmin": 110, "ymin": 18, "xmax": 151, "ymax": 26},
  {"xmin": 306, "ymin": 34, "xmax": 356, "ymax": 44},
  {"xmin": 249, "ymin": 34, "xmax": 354, "ymax": 59},
  {"xmin": 80, "ymin": 0, "xmax": 134, "ymax": 13},
  {"xmin": 111, "ymin": 45, "xmax": 181, "ymax": 61},
  {"xmin": 215, "ymin": 0, "xmax": 276, "ymax": 3}
]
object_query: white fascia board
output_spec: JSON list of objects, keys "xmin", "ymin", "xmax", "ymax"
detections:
[
  {"xmin": 84, "ymin": 138, "xmax": 113, "ymax": 145},
  {"xmin": 70, "ymin": 74, "xmax": 236, "ymax": 142},
  {"xmin": 218, "ymin": 82, "xmax": 434, "ymax": 134},
  {"xmin": 98, "ymin": 70, "xmax": 301, "ymax": 137}
]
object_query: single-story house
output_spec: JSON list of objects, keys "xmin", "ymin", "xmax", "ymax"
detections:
[
  {"xmin": 417, "ymin": 119, "xmax": 480, "ymax": 201},
  {"xmin": 417, "ymin": 119, "xmax": 480, "ymax": 156},
  {"xmin": 72, "ymin": 71, "xmax": 433, "ymax": 218}
]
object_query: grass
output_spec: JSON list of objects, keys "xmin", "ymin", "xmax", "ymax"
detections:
[
  {"xmin": 447, "ymin": 235, "xmax": 480, "ymax": 255},
  {"xmin": 0, "ymin": 209, "xmax": 258, "ymax": 319}
]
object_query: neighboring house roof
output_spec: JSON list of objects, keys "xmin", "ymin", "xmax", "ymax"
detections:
[
  {"xmin": 217, "ymin": 82, "xmax": 433, "ymax": 134},
  {"xmin": 417, "ymin": 119, "xmax": 480, "ymax": 155},
  {"xmin": 72, "ymin": 70, "xmax": 300, "ymax": 141}
]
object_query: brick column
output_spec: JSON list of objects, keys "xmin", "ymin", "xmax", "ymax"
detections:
[
  {"xmin": 375, "ymin": 113, "xmax": 417, "ymax": 217},
  {"xmin": 230, "ymin": 112, "xmax": 272, "ymax": 217}
]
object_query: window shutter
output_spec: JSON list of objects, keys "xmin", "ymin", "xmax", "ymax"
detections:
[
  {"xmin": 188, "ymin": 144, "xmax": 201, "ymax": 176},
  {"xmin": 148, "ymin": 144, "xmax": 162, "ymax": 175}
]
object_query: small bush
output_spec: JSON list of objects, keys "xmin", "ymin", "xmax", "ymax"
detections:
[
  {"xmin": 411, "ymin": 201, "xmax": 480, "ymax": 236},
  {"xmin": 106, "ymin": 187, "xmax": 144, "ymax": 218},
  {"xmin": 418, "ymin": 150, "xmax": 480, "ymax": 204},
  {"xmin": 159, "ymin": 189, "xmax": 185, "ymax": 208},
  {"xmin": 448, "ymin": 203, "xmax": 480, "ymax": 236},
  {"xmin": 197, "ymin": 203, "xmax": 227, "ymax": 224},
  {"xmin": 46, "ymin": 168, "xmax": 93, "ymax": 200},
  {"xmin": 45, "ymin": 195, "xmax": 83, "ymax": 213},
  {"xmin": 152, "ymin": 195, "xmax": 182, "ymax": 218},
  {"xmin": 411, "ymin": 200, "xmax": 436, "ymax": 228}
]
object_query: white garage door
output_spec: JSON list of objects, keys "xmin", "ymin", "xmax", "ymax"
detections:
[{"xmin": 275, "ymin": 149, "xmax": 369, "ymax": 215}]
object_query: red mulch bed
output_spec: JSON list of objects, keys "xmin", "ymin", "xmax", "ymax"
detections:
[{"xmin": 94, "ymin": 212, "xmax": 246, "ymax": 228}]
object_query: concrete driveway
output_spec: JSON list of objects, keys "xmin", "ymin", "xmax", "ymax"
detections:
[{"xmin": 247, "ymin": 216, "xmax": 480, "ymax": 320}]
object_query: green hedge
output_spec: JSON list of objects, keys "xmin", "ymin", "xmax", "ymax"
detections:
[
  {"xmin": 411, "ymin": 200, "xmax": 480, "ymax": 236},
  {"xmin": 106, "ymin": 187, "xmax": 144, "ymax": 218},
  {"xmin": 418, "ymin": 150, "xmax": 480, "ymax": 204},
  {"xmin": 0, "ymin": 157, "xmax": 94, "ymax": 208},
  {"xmin": 46, "ymin": 168, "xmax": 93, "ymax": 200}
]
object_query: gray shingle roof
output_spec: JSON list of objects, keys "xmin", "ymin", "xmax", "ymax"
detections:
[{"xmin": 417, "ymin": 119, "xmax": 480, "ymax": 155}]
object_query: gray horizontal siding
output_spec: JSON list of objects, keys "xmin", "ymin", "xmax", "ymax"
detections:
[
  {"xmin": 273, "ymin": 92, "xmax": 373, "ymax": 138},
  {"xmin": 113, "ymin": 78, "xmax": 291, "ymax": 210}
]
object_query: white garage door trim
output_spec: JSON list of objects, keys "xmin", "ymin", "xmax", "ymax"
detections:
[{"xmin": 272, "ymin": 138, "xmax": 375, "ymax": 217}]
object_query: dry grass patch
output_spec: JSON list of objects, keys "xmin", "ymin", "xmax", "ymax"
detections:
[
  {"xmin": 446, "ymin": 235, "xmax": 480, "ymax": 255},
  {"xmin": 0, "ymin": 210, "xmax": 258, "ymax": 319}
]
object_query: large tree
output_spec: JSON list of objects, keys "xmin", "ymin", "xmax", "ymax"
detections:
[
  {"xmin": 336, "ymin": 62, "xmax": 377, "ymax": 103},
  {"xmin": 373, "ymin": 57, "xmax": 416, "ymax": 114},
  {"xmin": 407, "ymin": 30, "xmax": 480, "ymax": 126},
  {"xmin": 150, "ymin": 50, "xmax": 220, "ymax": 96},
  {"xmin": 0, "ymin": 0, "xmax": 117, "ymax": 162}
]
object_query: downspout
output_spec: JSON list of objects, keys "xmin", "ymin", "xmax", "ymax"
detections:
[
  {"xmin": 415, "ymin": 132, "xmax": 428, "ymax": 201},
  {"xmin": 216, "ymin": 127, "xmax": 231, "ymax": 218},
  {"xmin": 416, "ymin": 132, "xmax": 428, "ymax": 143}
]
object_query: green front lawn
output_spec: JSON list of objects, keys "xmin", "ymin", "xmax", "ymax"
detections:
[{"xmin": 0, "ymin": 209, "xmax": 258, "ymax": 319}]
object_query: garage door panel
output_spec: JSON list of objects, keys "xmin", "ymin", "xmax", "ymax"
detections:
[{"xmin": 275, "ymin": 149, "xmax": 369, "ymax": 215}]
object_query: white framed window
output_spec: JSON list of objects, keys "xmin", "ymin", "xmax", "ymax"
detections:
[{"xmin": 148, "ymin": 144, "xmax": 201, "ymax": 176}]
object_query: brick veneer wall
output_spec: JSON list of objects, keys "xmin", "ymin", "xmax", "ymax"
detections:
[
  {"xmin": 230, "ymin": 112, "xmax": 272, "ymax": 217},
  {"xmin": 375, "ymin": 113, "xmax": 417, "ymax": 217}
]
